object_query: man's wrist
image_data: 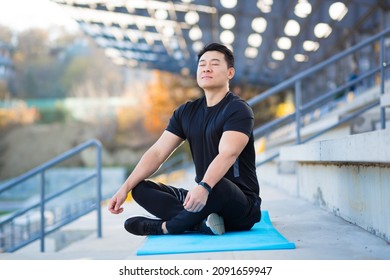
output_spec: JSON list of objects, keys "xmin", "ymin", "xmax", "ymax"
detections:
[{"xmin": 198, "ymin": 181, "xmax": 212, "ymax": 193}]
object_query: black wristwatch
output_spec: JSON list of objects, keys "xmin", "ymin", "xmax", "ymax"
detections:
[{"xmin": 199, "ymin": 181, "xmax": 212, "ymax": 193}]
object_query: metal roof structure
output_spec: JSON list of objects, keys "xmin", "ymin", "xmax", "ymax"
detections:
[{"xmin": 52, "ymin": 0, "xmax": 389, "ymax": 88}]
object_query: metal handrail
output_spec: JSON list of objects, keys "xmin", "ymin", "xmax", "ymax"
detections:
[
  {"xmin": 248, "ymin": 27, "xmax": 390, "ymax": 166},
  {"xmin": 0, "ymin": 139, "xmax": 102, "ymax": 252}
]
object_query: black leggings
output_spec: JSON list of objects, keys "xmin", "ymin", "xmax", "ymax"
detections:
[{"xmin": 131, "ymin": 178, "xmax": 261, "ymax": 234}]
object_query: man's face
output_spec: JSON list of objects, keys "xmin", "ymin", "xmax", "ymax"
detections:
[{"xmin": 196, "ymin": 50, "xmax": 234, "ymax": 91}]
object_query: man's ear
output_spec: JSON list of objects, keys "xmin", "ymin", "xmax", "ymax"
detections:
[{"xmin": 228, "ymin": 67, "xmax": 235, "ymax": 80}]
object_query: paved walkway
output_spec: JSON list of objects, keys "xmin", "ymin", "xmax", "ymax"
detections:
[{"xmin": 1, "ymin": 169, "xmax": 389, "ymax": 260}]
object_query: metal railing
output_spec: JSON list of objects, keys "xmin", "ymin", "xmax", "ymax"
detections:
[
  {"xmin": 247, "ymin": 27, "xmax": 390, "ymax": 166},
  {"xmin": 153, "ymin": 153, "xmax": 191, "ymax": 177},
  {"xmin": 0, "ymin": 139, "xmax": 102, "ymax": 253}
]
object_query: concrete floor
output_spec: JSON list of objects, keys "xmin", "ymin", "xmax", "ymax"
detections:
[{"xmin": 1, "ymin": 168, "xmax": 389, "ymax": 260}]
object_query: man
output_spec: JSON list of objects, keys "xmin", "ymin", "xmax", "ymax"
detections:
[{"xmin": 108, "ymin": 43, "xmax": 261, "ymax": 235}]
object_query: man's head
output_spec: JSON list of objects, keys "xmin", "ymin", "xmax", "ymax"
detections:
[
  {"xmin": 196, "ymin": 43, "xmax": 235, "ymax": 91},
  {"xmin": 197, "ymin": 43, "xmax": 234, "ymax": 68}
]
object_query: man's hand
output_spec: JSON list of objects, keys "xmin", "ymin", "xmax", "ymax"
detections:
[
  {"xmin": 108, "ymin": 189, "xmax": 128, "ymax": 214},
  {"xmin": 183, "ymin": 185, "xmax": 209, "ymax": 212}
]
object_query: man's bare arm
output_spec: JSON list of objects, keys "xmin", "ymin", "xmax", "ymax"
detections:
[{"xmin": 108, "ymin": 130, "xmax": 183, "ymax": 214}]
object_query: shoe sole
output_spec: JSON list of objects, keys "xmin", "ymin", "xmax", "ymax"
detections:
[{"xmin": 205, "ymin": 213, "xmax": 225, "ymax": 235}]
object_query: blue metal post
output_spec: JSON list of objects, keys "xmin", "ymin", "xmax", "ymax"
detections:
[
  {"xmin": 380, "ymin": 36, "xmax": 386, "ymax": 129},
  {"xmin": 96, "ymin": 142, "xmax": 103, "ymax": 238},
  {"xmin": 10, "ymin": 221, "xmax": 15, "ymax": 248},
  {"xmin": 295, "ymin": 80, "xmax": 302, "ymax": 144},
  {"xmin": 40, "ymin": 171, "xmax": 46, "ymax": 252}
]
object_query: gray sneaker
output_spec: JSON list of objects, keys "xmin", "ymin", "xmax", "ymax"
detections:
[{"xmin": 199, "ymin": 213, "xmax": 225, "ymax": 235}]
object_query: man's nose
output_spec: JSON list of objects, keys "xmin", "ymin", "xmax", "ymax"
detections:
[{"xmin": 203, "ymin": 65, "xmax": 211, "ymax": 72}]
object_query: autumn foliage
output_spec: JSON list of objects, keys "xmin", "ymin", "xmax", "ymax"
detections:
[
  {"xmin": 0, "ymin": 100, "xmax": 39, "ymax": 129},
  {"xmin": 142, "ymin": 70, "xmax": 199, "ymax": 136}
]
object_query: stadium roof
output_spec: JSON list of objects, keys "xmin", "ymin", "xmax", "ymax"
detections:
[{"xmin": 52, "ymin": 0, "xmax": 388, "ymax": 87}]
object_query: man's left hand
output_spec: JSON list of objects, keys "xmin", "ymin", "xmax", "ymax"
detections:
[{"xmin": 183, "ymin": 185, "xmax": 209, "ymax": 212}]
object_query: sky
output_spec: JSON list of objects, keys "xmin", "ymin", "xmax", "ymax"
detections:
[{"xmin": 0, "ymin": 0, "xmax": 79, "ymax": 32}]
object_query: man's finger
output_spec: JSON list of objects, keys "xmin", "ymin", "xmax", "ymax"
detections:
[{"xmin": 183, "ymin": 192, "xmax": 190, "ymax": 206}]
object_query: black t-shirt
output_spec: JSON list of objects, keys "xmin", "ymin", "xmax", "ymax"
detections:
[{"xmin": 166, "ymin": 91, "xmax": 260, "ymax": 200}]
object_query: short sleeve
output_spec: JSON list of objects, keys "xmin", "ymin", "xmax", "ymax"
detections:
[
  {"xmin": 166, "ymin": 103, "xmax": 187, "ymax": 140},
  {"xmin": 223, "ymin": 100, "xmax": 254, "ymax": 137}
]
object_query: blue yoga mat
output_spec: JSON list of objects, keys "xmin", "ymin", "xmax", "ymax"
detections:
[{"xmin": 136, "ymin": 210, "xmax": 295, "ymax": 256}]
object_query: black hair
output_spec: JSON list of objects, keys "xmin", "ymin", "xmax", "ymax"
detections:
[{"xmin": 197, "ymin": 43, "xmax": 234, "ymax": 68}]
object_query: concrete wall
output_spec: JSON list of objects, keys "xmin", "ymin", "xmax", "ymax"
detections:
[
  {"xmin": 296, "ymin": 162, "xmax": 390, "ymax": 242},
  {"xmin": 257, "ymin": 162, "xmax": 298, "ymax": 197},
  {"xmin": 279, "ymin": 129, "xmax": 390, "ymax": 242}
]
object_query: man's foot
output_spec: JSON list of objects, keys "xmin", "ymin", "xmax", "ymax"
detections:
[
  {"xmin": 124, "ymin": 216, "xmax": 164, "ymax": 235},
  {"xmin": 199, "ymin": 213, "xmax": 225, "ymax": 235}
]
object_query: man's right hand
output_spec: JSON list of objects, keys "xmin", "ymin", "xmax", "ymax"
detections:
[{"xmin": 108, "ymin": 189, "xmax": 128, "ymax": 214}]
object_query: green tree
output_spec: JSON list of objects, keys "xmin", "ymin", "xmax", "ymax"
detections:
[
  {"xmin": 0, "ymin": 25, "xmax": 13, "ymax": 99},
  {"xmin": 11, "ymin": 28, "xmax": 66, "ymax": 98},
  {"xmin": 61, "ymin": 39, "xmax": 124, "ymax": 98},
  {"xmin": 0, "ymin": 25, "xmax": 12, "ymax": 43}
]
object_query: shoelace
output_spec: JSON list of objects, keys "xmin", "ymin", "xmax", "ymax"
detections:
[{"xmin": 144, "ymin": 220, "xmax": 161, "ymax": 235}]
